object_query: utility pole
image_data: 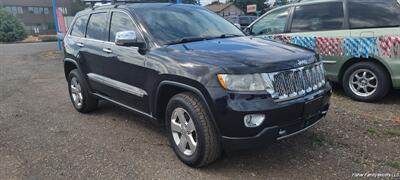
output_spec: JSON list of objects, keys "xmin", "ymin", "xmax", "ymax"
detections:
[{"xmin": 52, "ymin": 0, "xmax": 61, "ymax": 50}]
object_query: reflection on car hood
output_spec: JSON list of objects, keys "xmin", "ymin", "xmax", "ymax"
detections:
[{"xmin": 164, "ymin": 36, "xmax": 317, "ymax": 74}]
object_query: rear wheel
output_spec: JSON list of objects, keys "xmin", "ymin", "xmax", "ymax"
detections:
[
  {"xmin": 342, "ymin": 62, "xmax": 390, "ymax": 102},
  {"xmin": 165, "ymin": 92, "xmax": 221, "ymax": 167}
]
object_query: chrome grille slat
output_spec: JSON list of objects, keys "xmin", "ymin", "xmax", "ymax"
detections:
[{"xmin": 270, "ymin": 62, "xmax": 326, "ymax": 102}]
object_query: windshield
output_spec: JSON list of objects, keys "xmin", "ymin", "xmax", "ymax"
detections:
[{"xmin": 135, "ymin": 5, "xmax": 244, "ymax": 45}]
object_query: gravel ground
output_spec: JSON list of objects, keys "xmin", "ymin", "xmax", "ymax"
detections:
[{"xmin": 0, "ymin": 42, "xmax": 399, "ymax": 179}]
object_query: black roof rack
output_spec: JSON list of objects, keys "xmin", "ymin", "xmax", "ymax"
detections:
[
  {"xmin": 83, "ymin": 0, "xmax": 128, "ymax": 8},
  {"xmin": 82, "ymin": 0, "xmax": 176, "ymax": 8}
]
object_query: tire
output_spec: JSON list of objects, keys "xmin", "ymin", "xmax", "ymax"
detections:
[
  {"xmin": 342, "ymin": 62, "xmax": 390, "ymax": 102},
  {"xmin": 165, "ymin": 92, "xmax": 221, "ymax": 167},
  {"xmin": 68, "ymin": 69, "xmax": 98, "ymax": 113}
]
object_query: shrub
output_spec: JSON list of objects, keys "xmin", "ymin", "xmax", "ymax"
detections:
[{"xmin": 0, "ymin": 8, "xmax": 27, "ymax": 42}]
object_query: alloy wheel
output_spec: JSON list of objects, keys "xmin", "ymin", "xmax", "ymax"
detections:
[
  {"xmin": 349, "ymin": 69, "xmax": 378, "ymax": 97},
  {"xmin": 170, "ymin": 107, "xmax": 197, "ymax": 156},
  {"xmin": 70, "ymin": 77, "xmax": 83, "ymax": 108}
]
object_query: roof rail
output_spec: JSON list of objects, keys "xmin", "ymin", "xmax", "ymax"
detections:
[
  {"xmin": 82, "ymin": 0, "xmax": 130, "ymax": 8},
  {"xmin": 83, "ymin": 0, "xmax": 176, "ymax": 8}
]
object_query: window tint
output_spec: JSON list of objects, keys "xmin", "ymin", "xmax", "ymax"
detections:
[
  {"xmin": 71, "ymin": 15, "xmax": 89, "ymax": 37},
  {"xmin": 109, "ymin": 12, "xmax": 137, "ymax": 42},
  {"xmin": 86, "ymin": 12, "xmax": 108, "ymax": 41},
  {"xmin": 348, "ymin": 0, "xmax": 400, "ymax": 29},
  {"xmin": 251, "ymin": 8, "xmax": 289, "ymax": 35},
  {"xmin": 291, "ymin": 2, "xmax": 344, "ymax": 32}
]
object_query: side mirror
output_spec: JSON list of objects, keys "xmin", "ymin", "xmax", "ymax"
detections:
[
  {"xmin": 115, "ymin": 31, "xmax": 145, "ymax": 48},
  {"xmin": 243, "ymin": 27, "xmax": 251, "ymax": 36}
]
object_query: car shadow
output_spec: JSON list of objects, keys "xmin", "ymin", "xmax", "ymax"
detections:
[
  {"xmin": 331, "ymin": 82, "xmax": 400, "ymax": 105},
  {"xmin": 89, "ymin": 100, "xmax": 328, "ymax": 173},
  {"xmin": 89, "ymin": 100, "xmax": 166, "ymax": 137}
]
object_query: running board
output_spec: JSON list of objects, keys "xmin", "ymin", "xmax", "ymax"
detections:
[{"xmin": 92, "ymin": 93, "xmax": 157, "ymax": 121}]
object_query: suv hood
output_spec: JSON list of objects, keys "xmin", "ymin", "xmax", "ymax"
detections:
[{"xmin": 163, "ymin": 36, "xmax": 317, "ymax": 74}]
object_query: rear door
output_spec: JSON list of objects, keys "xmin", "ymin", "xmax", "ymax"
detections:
[
  {"xmin": 82, "ymin": 11, "xmax": 111, "ymax": 95},
  {"xmin": 68, "ymin": 14, "xmax": 89, "ymax": 74},
  {"xmin": 101, "ymin": 10, "xmax": 149, "ymax": 113}
]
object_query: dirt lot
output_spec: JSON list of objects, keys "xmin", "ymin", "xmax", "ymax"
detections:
[{"xmin": 0, "ymin": 42, "xmax": 399, "ymax": 179}]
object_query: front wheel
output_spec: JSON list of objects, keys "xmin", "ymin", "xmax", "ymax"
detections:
[
  {"xmin": 165, "ymin": 92, "xmax": 221, "ymax": 167},
  {"xmin": 68, "ymin": 69, "xmax": 98, "ymax": 113},
  {"xmin": 342, "ymin": 62, "xmax": 390, "ymax": 102}
]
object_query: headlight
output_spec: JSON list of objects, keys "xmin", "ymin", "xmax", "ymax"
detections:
[{"xmin": 217, "ymin": 74, "xmax": 275, "ymax": 93}]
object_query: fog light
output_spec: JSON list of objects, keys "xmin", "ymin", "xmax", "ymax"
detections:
[{"xmin": 244, "ymin": 114, "xmax": 265, "ymax": 128}]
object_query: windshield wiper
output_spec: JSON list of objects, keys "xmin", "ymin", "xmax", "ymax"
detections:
[
  {"xmin": 205, "ymin": 34, "xmax": 244, "ymax": 40},
  {"xmin": 218, "ymin": 34, "xmax": 244, "ymax": 38},
  {"xmin": 165, "ymin": 37, "xmax": 208, "ymax": 45},
  {"xmin": 165, "ymin": 34, "xmax": 244, "ymax": 45}
]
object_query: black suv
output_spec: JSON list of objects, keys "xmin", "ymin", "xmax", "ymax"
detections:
[{"xmin": 63, "ymin": 3, "xmax": 331, "ymax": 167}]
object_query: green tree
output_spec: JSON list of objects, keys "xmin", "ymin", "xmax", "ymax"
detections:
[{"xmin": 0, "ymin": 8, "xmax": 26, "ymax": 42}]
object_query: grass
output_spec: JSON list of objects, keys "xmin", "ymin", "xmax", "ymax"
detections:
[
  {"xmin": 366, "ymin": 128, "xmax": 376, "ymax": 135},
  {"xmin": 383, "ymin": 129, "xmax": 400, "ymax": 137},
  {"xmin": 385, "ymin": 162, "xmax": 400, "ymax": 169},
  {"xmin": 308, "ymin": 133, "xmax": 325, "ymax": 146}
]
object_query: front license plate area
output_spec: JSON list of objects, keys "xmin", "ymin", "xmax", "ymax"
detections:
[{"xmin": 304, "ymin": 97, "xmax": 323, "ymax": 119}]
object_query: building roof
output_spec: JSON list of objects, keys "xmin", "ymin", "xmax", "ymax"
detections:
[{"xmin": 206, "ymin": 2, "xmax": 235, "ymax": 13}]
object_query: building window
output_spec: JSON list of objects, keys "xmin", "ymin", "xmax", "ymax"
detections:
[
  {"xmin": 33, "ymin": 7, "xmax": 39, "ymax": 14},
  {"xmin": 27, "ymin": 7, "xmax": 51, "ymax": 15},
  {"xmin": 44, "ymin": 8, "xmax": 49, "ymax": 15},
  {"xmin": 28, "ymin": 7, "xmax": 34, "ymax": 14},
  {"xmin": 5, "ymin": 6, "xmax": 23, "ymax": 15}
]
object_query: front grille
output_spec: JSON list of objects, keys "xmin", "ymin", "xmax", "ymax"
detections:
[{"xmin": 269, "ymin": 62, "xmax": 326, "ymax": 102}]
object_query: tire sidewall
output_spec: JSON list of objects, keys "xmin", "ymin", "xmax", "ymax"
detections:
[
  {"xmin": 68, "ymin": 70, "xmax": 90, "ymax": 111},
  {"xmin": 165, "ymin": 96, "xmax": 206, "ymax": 166},
  {"xmin": 342, "ymin": 62, "xmax": 390, "ymax": 102}
]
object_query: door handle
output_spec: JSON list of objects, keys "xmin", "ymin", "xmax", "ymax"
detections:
[
  {"xmin": 102, "ymin": 48, "xmax": 113, "ymax": 53},
  {"xmin": 76, "ymin": 42, "xmax": 84, "ymax": 47}
]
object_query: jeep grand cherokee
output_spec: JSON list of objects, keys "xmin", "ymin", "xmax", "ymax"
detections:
[{"xmin": 63, "ymin": 2, "xmax": 331, "ymax": 167}]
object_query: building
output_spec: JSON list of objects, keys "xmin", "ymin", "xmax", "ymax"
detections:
[
  {"xmin": 0, "ymin": 0, "xmax": 76, "ymax": 35},
  {"xmin": 206, "ymin": 2, "xmax": 244, "ymax": 18}
]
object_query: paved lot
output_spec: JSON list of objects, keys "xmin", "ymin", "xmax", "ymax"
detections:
[{"xmin": 0, "ymin": 42, "xmax": 399, "ymax": 179}]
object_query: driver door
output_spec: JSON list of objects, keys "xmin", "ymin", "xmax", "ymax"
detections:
[{"xmin": 101, "ymin": 10, "xmax": 150, "ymax": 113}]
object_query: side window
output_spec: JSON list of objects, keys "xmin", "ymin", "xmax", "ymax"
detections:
[
  {"xmin": 291, "ymin": 2, "xmax": 344, "ymax": 33},
  {"xmin": 109, "ymin": 12, "xmax": 138, "ymax": 42},
  {"xmin": 70, "ymin": 15, "xmax": 89, "ymax": 37},
  {"xmin": 348, "ymin": 0, "xmax": 400, "ymax": 29},
  {"xmin": 86, "ymin": 12, "xmax": 108, "ymax": 41},
  {"xmin": 251, "ymin": 8, "xmax": 289, "ymax": 35}
]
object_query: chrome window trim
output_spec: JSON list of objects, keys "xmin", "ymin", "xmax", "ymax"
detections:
[
  {"xmin": 67, "ymin": 9, "xmax": 147, "ymax": 47},
  {"xmin": 87, "ymin": 73, "xmax": 147, "ymax": 97}
]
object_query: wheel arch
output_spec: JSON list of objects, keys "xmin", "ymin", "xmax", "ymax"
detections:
[
  {"xmin": 64, "ymin": 58, "xmax": 79, "ymax": 81},
  {"xmin": 154, "ymin": 79, "xmax": 221, "ymax": 135},
  {"xmin": 338, "ymin": 57, "xmax": 392, "ymax": 86}
]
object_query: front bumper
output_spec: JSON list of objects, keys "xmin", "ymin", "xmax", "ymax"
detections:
[{"xmin": 209, "ymin": 83, "xmax": 331, "ymax": 151}]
